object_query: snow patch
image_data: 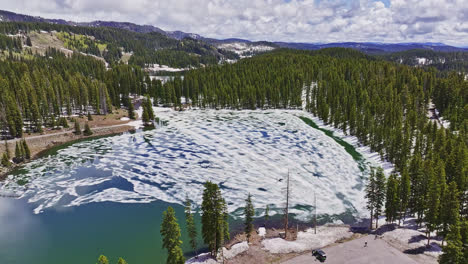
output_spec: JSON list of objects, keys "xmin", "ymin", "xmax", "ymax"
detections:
[
  {"xmin": 145, "ymin": 64, "xmax": 188, "ymax": 72},
  {"xmin": 223, "ymin": 241, "xmax": 249, "ymax": 259},
  {"xmin": 218, "ymin": 42, "xmax": 275, "ymax": 58},
  {"xmin": 262, "ymin": 225, "xmax": 352, "ymax": 254},
  {"xmin": 258, "ymin": 227, "xmax": 266, "ymax": 237}
]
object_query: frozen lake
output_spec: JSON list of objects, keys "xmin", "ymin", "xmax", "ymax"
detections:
[{"xmin": 0, "ymin": 109, "xmax": 371, "ymax": 263}]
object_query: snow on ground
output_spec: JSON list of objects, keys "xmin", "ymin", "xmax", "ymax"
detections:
[
  {"xmin": 1, "ymin": 109, "xmax": 369, "ymax": 220},
  {"xmin": 218, "ymin": 42, "xmax": 275, "ymax": 58},
  {"xmin": 262, "ymin": 225, "xmax": 352, "ymax": 254},
  {"xmin": 186, "ymin": 242, "xmax": 249, "ymax": 263},
  {"xmin": 258, "ymin": 227, "xmax": 266, "ymax": 237},
  {"xmin": 149, "ymin": 75, "xmax": 185, "ymax": 84},
  {"xmin": 416, "ymin": 57, "xmax": 429, "ymax": 65},
  {"xmin": 374, "ymin": 217, "xmax": 442, "ymax": 261},
  {"xmin": 186, "ymin": 253, "xmax": 217, "ymax": 264},
  {"xmin": 145, "ymin": 64, "xmax": 188, "ymax": 72},
  {"xmin": 223, "ymin": 241, "xmax": 249, "ymax": 259},
  {"xmin": 120, "ymin": 117, "xmax": 130, "ymax": 121}
]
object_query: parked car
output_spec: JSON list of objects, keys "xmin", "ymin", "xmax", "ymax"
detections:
[{"xmin": 312, "ymin": 249, "xmax": 326, "ymax": 262}]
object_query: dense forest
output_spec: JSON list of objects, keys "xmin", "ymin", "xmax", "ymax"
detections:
[
  {"xmin": 0, "ymin": 47, "xmax": 148, "ymax": 138},
  {"xmin": 383, "ymin": 49, "xmax": 468, "ymax": 73}
]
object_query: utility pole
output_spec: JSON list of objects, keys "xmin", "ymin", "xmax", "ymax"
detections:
[
  {"xmin": 314, "ymin": 192, "xmax": 317, "ymax": 234},
  {"xmin": 284, "ymin": 169, "xmax": 290, "ymax": 238}
]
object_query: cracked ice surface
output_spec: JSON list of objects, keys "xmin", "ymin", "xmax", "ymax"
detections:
[{"xmin": 1, "ymin": 109, "xmax": 369, "ymax": 221}]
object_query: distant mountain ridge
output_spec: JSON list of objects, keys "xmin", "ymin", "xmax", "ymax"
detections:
[
  {"xmin": 0, "ymin": 9, "xmax": 201, "ymax": 40},
  {"xmin": 273, "ymin": 42, "xmax": 468, "ymax": 53},
  {"xmin": 1, "ymin": 9, "xmax": 467, "ymax": 54}
]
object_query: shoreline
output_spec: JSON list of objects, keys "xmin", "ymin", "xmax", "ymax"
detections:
[{"xmin": 0, "ymin": 123, "xmax": 136, "ymax": 181}]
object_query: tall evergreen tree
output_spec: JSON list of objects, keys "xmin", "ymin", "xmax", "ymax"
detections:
[
  {"xmin": 385, "ymin": 173, "xmax": 400, "ymax": 223},
  {"xmin": 374, "ymin": 167, "xmax": 386, "ymax": 229},
  {"xmin": 22, "ymin": 140, "xmax": 30, "ymax": 159},
  {"xmin": 399, "ymin": 167, "xmax": 411, "ymax": 226},
  {"xmin": 184, "ymin": 195, "xmax": 198, "ymax": 256},
  {"xmin": 425, "ymin": 167, "xmax": 441, "ymax": 245},
  {"xmin": 128, "ymin": 101, "xmax": 135, "ymax": 120},
  {"xmin": 1, "ymin": 152, "xmax": 10, "ymax": 167},
  {"xmin": 244, "ymin": 193, "xmax": 255, "ymax": 242},
  {"xmin": 201, "ymin": 181, "xmax": 229, "ymax": 257},
  {"xmin": 365, "ymin": 168, "xmax": 377, "ymax": 229},
  {"xmin": 161, "ymin": 206, "xmax": 185, "ymax": 264},
  {"xmin": 83, "ymin": 122, "xmax": 93, "ymax": 136},
  {"xmin": 440, "ymin": 182, "xmax": 460, "ymax": 241},
  {"xmin": 74, "ymin": 121, "xmax": 81, "ymax": 135},
  {"xmin": 440, "ymin": 222, "xmax": 463, "ymax": 264},
  {"xmin": 264, "ymin": 204, "xmax": 270, "ymax": 226}
]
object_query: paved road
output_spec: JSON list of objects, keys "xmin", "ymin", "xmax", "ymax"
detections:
[{"xmin": 282, "ymin": 235, "xmax": 418, "ymax": 264}]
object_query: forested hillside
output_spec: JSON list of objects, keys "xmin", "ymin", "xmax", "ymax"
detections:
[
  {"xmin": 0, "ymin": 21, "xmax": 236, "ymax": 67},
  {"xmin": 383, "ymin": 49, "xmax": 468, "ymax": 73}
]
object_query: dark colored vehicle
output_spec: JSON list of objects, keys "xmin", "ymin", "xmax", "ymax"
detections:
[{"xmin": 312, "ymin": 249, "xmax": 327, "ymax": 262}]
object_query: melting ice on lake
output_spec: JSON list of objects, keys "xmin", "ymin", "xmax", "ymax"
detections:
[{"xmin": 1, "ymin": 109, "xmax": 370, "ymax": 221}]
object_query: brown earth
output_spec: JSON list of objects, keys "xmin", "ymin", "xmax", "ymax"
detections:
[{"xmin": 0, "ymin": 109, "xmax": 136, "ymax": 180}]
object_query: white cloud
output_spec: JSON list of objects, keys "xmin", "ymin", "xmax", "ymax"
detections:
[{"xmin": 0, "ymin": 0, "xmax": 467, "ymax": 46}]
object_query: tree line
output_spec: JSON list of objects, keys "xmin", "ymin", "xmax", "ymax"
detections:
[
  {"xmin": 0, "ymin": 47, "xmax": 148, "ymax": 139},
  {"xmin": 366, "ymin": 165, "xmax": 467, "ymax": 264}
]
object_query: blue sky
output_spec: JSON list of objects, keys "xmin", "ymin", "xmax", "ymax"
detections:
[{"xmin": 1, "ymin": 0, "xmax": 467, "ymax": 46}]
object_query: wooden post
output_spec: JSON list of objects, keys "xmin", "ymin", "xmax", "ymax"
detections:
[
  {"xmin": 314, "ymin": 192, "xmax": 317, "ymax": 234},
  {"xmin": 284, "ymin": 169, "xmax": 290, "ymax": 238}
]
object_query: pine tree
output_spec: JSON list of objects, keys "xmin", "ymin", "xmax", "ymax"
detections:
[
  {"xmin": 365, "ymin": 167, "xmax": 377, "ymax": 229},
  {"xmin": 425, "ymin": 167, "xmax": 440, "ymax": 245},
  {"xmin": 385, "ymin": 173, "xmax": 400, "ymax": 223},
  {"xmin": 117, "ymin": 258, "xmax": 128, "ymax": 264},
  {"xmin": 128, "ymin": 102, "xmax": 135, "ymax": 120},
  {"xmin": 265, "ymin": 204, "xmax": 270, "ymax": 226},
  {"xmin": 74, "ymin": 121, "xmax": 81, "ymax": 135},
  {"xmin": 142, "ymin": 105, "xmax": 150, "ymax": 125},
  {"xmin": 409, "ymin": 154, "xmax": 425, "ymax": 226},
  {"xmin": 440, "ymin": 182, "xmax": 460, "ymax": 241},
  {"xmin": 161, "ymin": 206, "xmax": 185, "ymax": 264},
  {"xmin": 87, "ymin": 112, "xmax": 93, "ymax": 121},
  {"xmin": 460, "ymin": 219, "xmax": 468, "ymax": 263},
  {"xmin": 97, "ymin": 255, "xmax": 109, "ymax": 264},
  {"xmin": 1, "ymin": 152, "xmax": 11, "ymax": 167},
  {"xmin": 244, "ymin": 193, "xmax": 255, "ymax": 242},
  {"xmin": 26, "ymin": 36, "xmax": 32, "ymax": 47},
  {"xmin": 145, "ymin": 95, "xmax": 155, "ymax": 120},
  {"xmin": 14, "ymin": 141, "xmax": 23, "ymax": 163},
  {"xmin": 374, "ymin": 167, "xmax": 386, "ymax": 229},
  {"xmin": 201, "ymin": 181, "xmax": 229, "ymax": 257},
  {"xmin": 83, "ymin": 122, "xmax": 93, "ymax": 136},
  {"xmin": 4, "ymin": 140, "xmax": 10, "ymax": 159},
  {"xmin": 22, "ymin": 140, "xmax": 30, "ymax": 159},
  {"xmin": 439, "ymin": 222, "xmax": 463, "ymax": 264},
  {"xmin": 366, "ymin": 167, "xmax": 386, "ymax": 229},
  {"xmin": 184, "ymin": 195, "xmax": 198, "ymax": 256}
]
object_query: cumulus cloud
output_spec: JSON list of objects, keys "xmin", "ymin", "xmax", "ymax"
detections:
[{"xmin": 1, "ymin": 0, "xmax": 467, "ymax": 46}]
